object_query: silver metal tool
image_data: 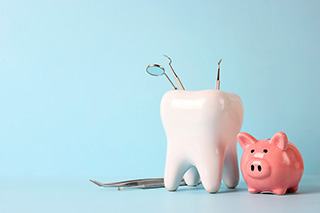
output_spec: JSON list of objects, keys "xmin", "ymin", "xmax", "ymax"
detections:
[
  {"xmin": 146, "ymin": 55, "xmax": 185, "ymax": 90},
  {"xmin": 146, "ymin": 64, "xmax": 177, "ymax": 90},
  {"xmin": 163, "ymin": 55, "xmax": 185, "ymax": 90},
  {"xmin": 90, "ymin": 178, "xmax": 187, "ymax": 190},
  {"xmin": 216, "ymin": 59, "xmax": 222, "ymax": 90}
]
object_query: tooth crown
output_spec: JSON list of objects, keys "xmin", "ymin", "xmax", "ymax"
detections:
[{"xmin": 160, "ymin": 90, "xmax": 243, "ymax": 193}]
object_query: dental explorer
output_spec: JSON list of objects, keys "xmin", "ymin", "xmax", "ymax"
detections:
[{"xmin": 216, "ymin": 59, "xmax": 222, "ymax": 90}]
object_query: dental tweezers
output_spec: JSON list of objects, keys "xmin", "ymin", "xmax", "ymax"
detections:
[{"xmin": 90, "ymin": 178, "xmax": 187, "ymax": 190}]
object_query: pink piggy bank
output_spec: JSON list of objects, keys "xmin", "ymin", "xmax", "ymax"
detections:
[{"xmin": 237, "ymin": 131, "xmax": 304, "ymax": 195}]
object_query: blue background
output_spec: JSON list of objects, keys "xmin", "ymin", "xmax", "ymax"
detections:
[{"xmin": 1, "ymin": 0, "xmax": 320, "ymax": 184}]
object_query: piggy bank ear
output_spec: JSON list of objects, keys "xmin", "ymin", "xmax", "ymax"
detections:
[
  {"xmin": 237, "ymin": 132, "xmax": 257, "ymax": 149},
  {"xmin": 270, "ymin": 131, "xmax": 288, "ymax": 150}
]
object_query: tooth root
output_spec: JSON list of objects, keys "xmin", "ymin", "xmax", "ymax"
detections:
[
  {"xmin": 164, "ymin": 151, "xmax": 189, "ymax": 191},
  {"xmin": 196, "ymin": 147, "xmax": 225, "ymax": 193},
  {"xmin": 223, "ymin": 143, "xmax": 239, "ymax": 189},
  {"xmin": 183, "ymin": 166, "xmax": 200, "ymax": 186}
]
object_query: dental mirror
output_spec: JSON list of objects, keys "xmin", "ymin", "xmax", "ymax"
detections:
[{"xmin": 146, "ymin": 64, "xmax": 177, "ymax": 89}]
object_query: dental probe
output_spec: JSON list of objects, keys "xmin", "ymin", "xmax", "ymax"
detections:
[
  {"xmin": 163, "ymin": 55, "xmax": 185, "ymax": 90},
  {"xmin": 216, "ymin": 59, "xmax": 222, "ymax": 90}
]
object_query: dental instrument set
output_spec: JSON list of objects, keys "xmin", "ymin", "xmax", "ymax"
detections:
[{"xmin": 146, "ymin": 56, "xmax": 222, "ymax": 91}]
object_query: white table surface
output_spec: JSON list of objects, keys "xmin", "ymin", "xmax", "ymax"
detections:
[{"xmin": 1, "ymin": 175, "xmax": 319, "ymax": 213}]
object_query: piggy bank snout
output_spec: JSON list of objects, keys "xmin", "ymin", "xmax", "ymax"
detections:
[{"xmin": 246, "ymin": 159, "xmax": 271, "ymax": 179}]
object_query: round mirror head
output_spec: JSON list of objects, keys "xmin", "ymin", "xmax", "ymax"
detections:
[{"xmin": 146, "ymin": 64, "xmax": 165, "ymax": 76}]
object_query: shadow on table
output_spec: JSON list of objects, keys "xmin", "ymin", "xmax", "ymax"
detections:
[
  {"xmin": 175, "ymin": 184, "xmax": 320, "ymax": 195},
  {"xmin": 176, "ymin": 185, "xmax": 247, "ymax": 193},
  {"xmin": 256, "ymin": 184, "xmax": 320, "ymax": 196}
]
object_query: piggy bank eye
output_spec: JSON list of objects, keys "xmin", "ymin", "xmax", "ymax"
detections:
[
  {"xmin": 250, "ymin": 149, "xmax": 255, "ymax": 153},
  {"xmin": 263, "ymin": 149, "xmax": 268, "ymax": 153}
]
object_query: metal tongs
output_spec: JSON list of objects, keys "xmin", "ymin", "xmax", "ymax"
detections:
[{"xmin": 90, "ymin": 178, "xmax": 187, "ymax": 190}]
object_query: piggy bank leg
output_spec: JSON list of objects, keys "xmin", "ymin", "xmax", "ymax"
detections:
[
  {"xmin": 222, "ymin": 142, "xmax": 239, "ymax": 189},
  {"xmin": 248, "ymin": 187, "xmax": 260, "ymax": 193},
  {"xmin": 196, "ymin": 146, "xmax": 225, "ymax": 193},
  {"xmin": 287, "ymin": 185, "xmax": 298, "ymax": 193},
  {"xmin": 183, "ymin": 166, "xmax": 200, "ymax": 186},
  {"xmin": 272, "ymin": 188, "xmax": 287, "ymax": 195}
]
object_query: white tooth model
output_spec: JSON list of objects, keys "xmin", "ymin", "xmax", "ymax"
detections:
[{"xmin": 160, "ymin": 90, "xmax": 243, "ymax": 193}]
